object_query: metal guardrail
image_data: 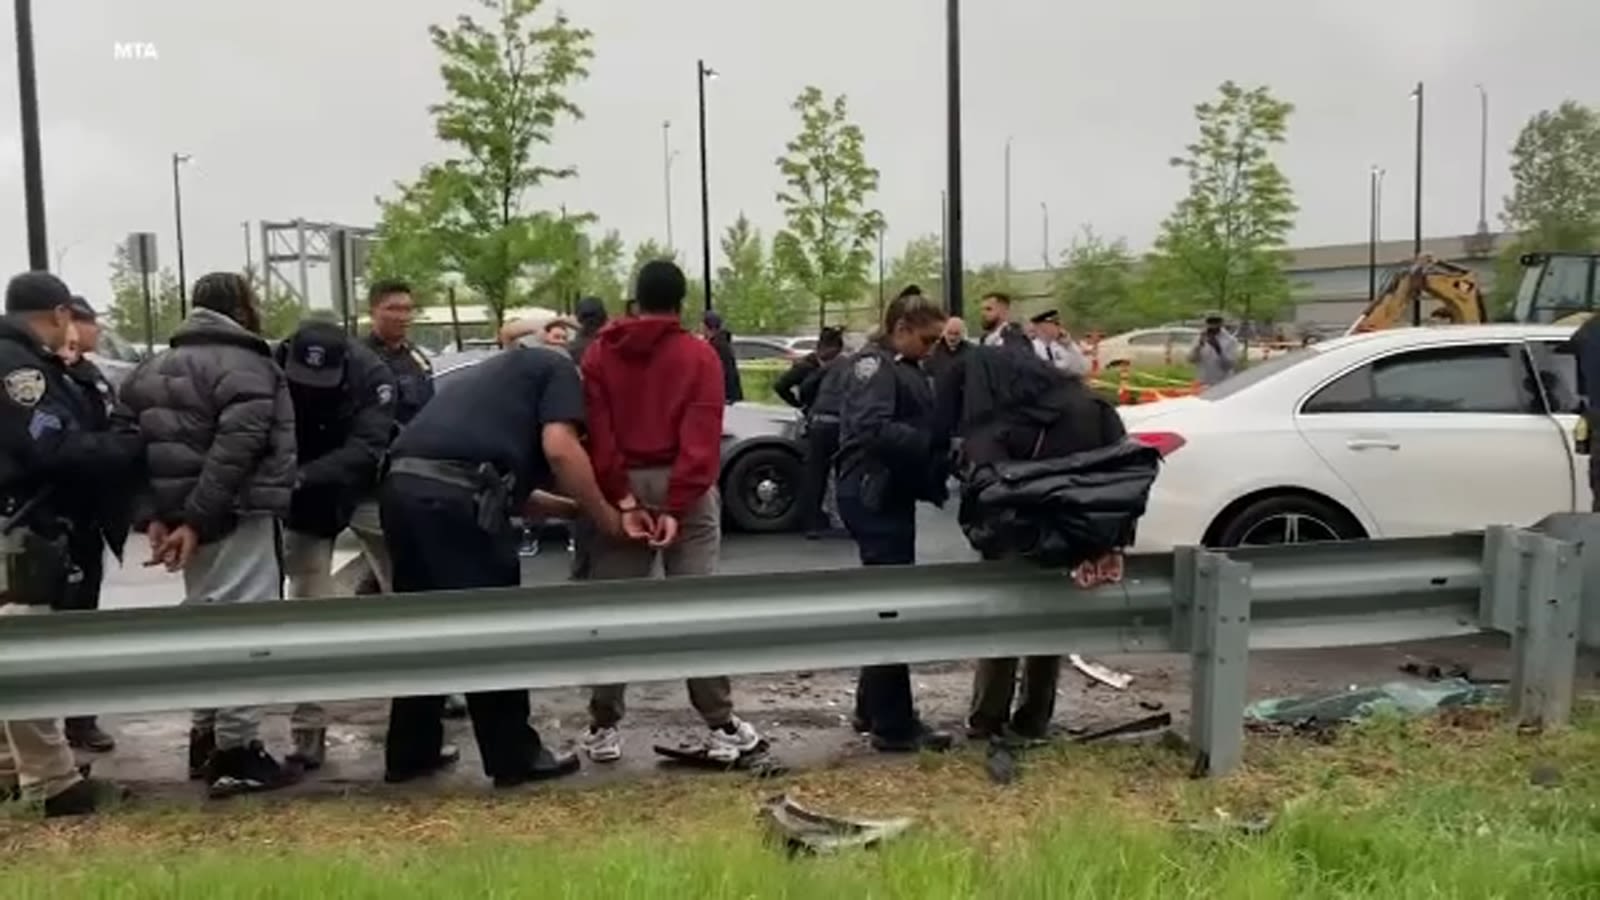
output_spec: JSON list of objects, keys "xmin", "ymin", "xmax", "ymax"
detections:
[{"xmin": 0, "ymin": 523, "xmax": 1594, "ymax": 777}]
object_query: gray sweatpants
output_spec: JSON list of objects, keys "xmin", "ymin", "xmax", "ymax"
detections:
[
  {"xmin": 586, "ymin": 468, "xmax": 733, "ymax": 729},
  {"xmin": 184, "ymin": 514, "xmax": 283, "ymax": 750}
]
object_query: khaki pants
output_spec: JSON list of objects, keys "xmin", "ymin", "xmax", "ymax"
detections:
[
  {"xmin": 281, "ymin": 530, "xmax": 338, "ymax": 731},
  {"xmin": 586, "ymin": 468, "xmax": 733, "ymax": 728},
  {"xmin": 968, "ymin": 656, "xmax": 1061, "ymax": 738},
  {"xmin": 0, "ymin": 604, "xmax": 82, "ymax": 802},
  {"xmin": 348, "ymin": 499, "xmax": 393, "ymax": 594}
]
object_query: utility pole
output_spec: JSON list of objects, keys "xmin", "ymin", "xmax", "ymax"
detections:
[
  {"xmin": 1411, "ymin": 81, "xmax": 1425, "ymax": 326},
  {"xmin": 14, "ymin": 0, "xmax": 48, "ymax": 270},
  {"xmin": 696, "ymin": 60, "xmax": 717, "ymax": 311},
  {"xmin": 1002, "ymin": 137, "xmax": 1013, "ymax": 270},
  {"xmin": 662, "ymin": 120, "xmax": 676, "ymax": 254},
  {"xmin": 1368, "ymin": 167, "xmax": 1384, "ymax": 304},
  {"xmin": 242, "ymin": 221, "xmax": 253, "ymax": 273},
  {"xmin": 944, "ymin": 0, "xmax": 965, "ymax": 317}
]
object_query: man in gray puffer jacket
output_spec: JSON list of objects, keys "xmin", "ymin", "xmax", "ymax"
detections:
[{"xmin": 119, "ymin": 272, "xmax": 299, "ymax": 799}]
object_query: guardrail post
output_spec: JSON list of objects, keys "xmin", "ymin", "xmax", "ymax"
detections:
[
  {"xmin": 1169, "ymin": 545, "xmax": 1199, "ymax": 651},
  {"xmin": 1480, "ymin": 525, "xmax": 1522, "ymax": 634},
  {"xmin": 1509, "ymin": 532, "xmax": 1582, "ymax": 730},
  {"xmin": 1188, "ymin": 550, "xmax": 1253, "ymax": 777}
]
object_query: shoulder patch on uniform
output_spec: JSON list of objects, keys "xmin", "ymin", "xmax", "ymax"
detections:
[
  {"xmin": 853, "ymin": 356, "xmax": 881, "ymax": 381},
  {"xmin": 4, "ymin": 368, "xmax": 46, "ymax": 407},
  {"xmin": 376, "ymin": 384, "xmax": 394, "ymax": 406},
  {"xmin": 27, "ymin": 409, "xmax": 61, "ymax": 440}
]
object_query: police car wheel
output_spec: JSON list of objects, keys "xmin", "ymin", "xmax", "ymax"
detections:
[{"xmin": 723, "ymin": 447, "xmax": 803, "ymax": 534}]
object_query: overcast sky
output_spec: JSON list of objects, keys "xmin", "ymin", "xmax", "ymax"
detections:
[{"xmin": 1, "ymin": 0, "xmax": 1596, "ymax": 300}]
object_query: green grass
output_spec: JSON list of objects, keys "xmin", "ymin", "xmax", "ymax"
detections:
[{"xmin": 4, "ymin": 710, "xmax": 1600, "ymax": 898}]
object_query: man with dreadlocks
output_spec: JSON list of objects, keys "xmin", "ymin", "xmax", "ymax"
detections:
[{"xmin": 120, "ymin": 272, "xmax": 301, "ymax": 799}]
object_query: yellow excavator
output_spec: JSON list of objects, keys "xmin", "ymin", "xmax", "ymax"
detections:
[{"xmin": 1347, "ymin": 251, "xmax": 1600, "ymax": 333}]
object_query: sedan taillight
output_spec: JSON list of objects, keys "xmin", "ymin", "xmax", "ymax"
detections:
[{"xmin": 1132, "ymin": 431, "xmax": 1186, "ymax": 457}]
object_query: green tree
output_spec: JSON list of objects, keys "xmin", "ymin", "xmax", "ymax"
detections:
[
  {"xmin": 106, "ymin": 242, "xmax": 182, "ymax": 348},
  {"xmin": 1053, "ymin": 226, "xmax": 1144, "ymax": 333},
  {"xmin": 369, "ymin": 0, "xmax": 594, "ymax": 324},
  {"xmin": 243, "ymin": 265, "xmax": 307, "ymax": 340},
  {"xmin": 527, "ymin": 224, "xmax": 625, "ymax": 312},
  {"xmin": 1144, "ymin": 81, "xmax": 1298, "ymax": 323},
  {"xmin": 1491, "ymin": 101, "xmax": 1600, "ymax": 312},
  {"xmin": 887, "ymin": 234, "xmax": 942, "ymax": 296},
  {"xmin": 772, "ymin": 86, "xmax": 885, "ymax": 326},
  {"xmin": 716, "ymin": 214, "xmax": 800, "ymax": 334}
]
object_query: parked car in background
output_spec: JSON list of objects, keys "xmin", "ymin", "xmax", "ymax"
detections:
[
  {"xmin": 731, "ymin": 336, "xmax": 803, "ymax": 364},
  {"xmin": 1121, "ymin": 324, "xmax": 1583, "ymax": 552},
  {"xmin": 432, "ymin": 349, "xmax": 807, "ymax": 533},
  {"xmin": 1092, "ymin": 326, "xmax": 1276, "ymax": 369}
]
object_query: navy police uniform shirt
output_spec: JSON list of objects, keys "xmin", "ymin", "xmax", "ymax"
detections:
[
  {"xmin": 837, "ymin": 345, "xmax": 937, "ymax": 477},
  {"xmin": 365, "ymin": 333, "xmax": 435, "ymax": 426},
  {"xmin": 390, "ymin": 346, "xmax": 586, "ymax": 499}
]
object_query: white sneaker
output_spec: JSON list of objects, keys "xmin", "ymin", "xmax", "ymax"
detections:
[
  {"xmin": 704, "ymin": 717, "xmax": 762, "ymax": 763},
  {"xmin": 582, "ymin": 726, "xmax": 623, "ymax": 763}
]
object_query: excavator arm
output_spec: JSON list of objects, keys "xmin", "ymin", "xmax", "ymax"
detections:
[{"xmin": 1347, "ymin": 256, "xmax": 1489, "ymax": 334}]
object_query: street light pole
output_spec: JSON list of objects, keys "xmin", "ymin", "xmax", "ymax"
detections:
[
  {"xmin": 1475, "ymin": 83, "xmax": 1489, "ymax": 239},
  {"xmin": 172, "ymin": 152, "xmax": 193, "ymax": 316},
  {"xmin": 1368, "ymin": 167, "xmax": 1384, "ymax": 304},
  {"xmin": 696, "ymin": 61, "xmax": 717, "ymax": 311},
  {"xmin": 877, "ymin": 224, "xmax": 886, "ymax": 316},
  {"xmin": 1002, "ymin": 137, "xmax": 1012, "ymax": 270},
  {"xmin": 1040, "ymin": 201, "xmax": 1050, "ymax": 269},
  {"xmin": 1411, "ymin": 81, "xmax": 1424, "ymax": 326},
  {"xmin": 14, "ymin": 0, "xmax": 48, "ymax": 270},
  {"xmin": 662, "ymin": 120, "xmax": 676, "ymax": 254},
  {"xmin": 944, "ymin": 0, "xmax": 965, "ymax": 317}
]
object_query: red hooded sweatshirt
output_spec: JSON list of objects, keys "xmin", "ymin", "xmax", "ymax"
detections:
[{"xmin": 581, "ymin": 315, "xmax": 725, "ymax": 515}]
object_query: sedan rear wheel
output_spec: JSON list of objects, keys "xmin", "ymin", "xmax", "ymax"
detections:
[{"xmin": 1210, "ymin": 493, "xmax": 1363, "ymax": 548}]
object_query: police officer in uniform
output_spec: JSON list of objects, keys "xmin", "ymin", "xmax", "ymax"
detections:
[
  {"xmin": 358, "ymin": 281, "xmax": 468, "ymax": 718},
  {"xmin": 58, "ymin": 296, "xmax": 131, "ymax": 754},
  {"xmin": 835, "ymin": 290, "xmax": 957, "ymax": 753},
  {"xmin": 0, "ymin": 273, "xmax": 142, "ymax": 817},
  {"xmin": 378, "ymin": 343, "xmax": 627, "ymax": 787},
  {"xmin": 790, "ymin": 328, "xmax": 850, "ymax": 539}
]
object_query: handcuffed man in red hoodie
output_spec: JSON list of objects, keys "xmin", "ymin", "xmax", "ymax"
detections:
[{"xmin": 577, "ymin": 260, "xmax": 764, "ymax": 765}]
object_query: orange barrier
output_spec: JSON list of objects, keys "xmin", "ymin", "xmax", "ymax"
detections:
[{"xmin": 1117, "ymin": 364, "xmax": 1131, "ymax": 405}]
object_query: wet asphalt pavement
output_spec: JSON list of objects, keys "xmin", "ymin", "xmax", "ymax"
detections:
[{"xmin": 84, "ymin": 508, "xmax": 1593, "ymax": 801}]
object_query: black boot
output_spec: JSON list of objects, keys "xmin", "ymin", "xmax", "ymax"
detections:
[
  {"xmin": 442, "ymin": 695, "xmax": 469, "ymax": 720},
  {"xmin": 286, "ymin": 727, "xmax": 327, "ymax": 771},
  {"xmin": 43, "ymin": 778, "xmax": 129, "ymax": 818},
  {"xmin": 383, "ymin": 743, "xmax": 461, "ymax": 784},
  {"xmin": 65, "ymin": 717, "xmax": 116, "ymax": 753},
  {"xmin": 187, "ymin": 727, "xmax": 216, "ymax": 781},
  {"xmin": 207, "ymin": 741, "xmax": 301, "ymax": 800}
]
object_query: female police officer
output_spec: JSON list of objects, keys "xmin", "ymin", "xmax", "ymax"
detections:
[{"xmin": 835, "ymin": 289, "xmax": 957, "ymax": 753}]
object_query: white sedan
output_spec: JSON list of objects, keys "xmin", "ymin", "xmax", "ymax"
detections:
[{"xmin": 1121, "ymin": 324, "xmax": 1586, "ymax": 551}]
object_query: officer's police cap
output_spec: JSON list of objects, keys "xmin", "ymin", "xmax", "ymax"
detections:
[
  {"xmin": 283, "ymin": 320, "xmax": 350, "ymax": 388},
  {"xmin": 1030, "ymin": 309, "xmax": 1061, "ymax": 325},
  {"xmin": 67, "ymin": 295, "xmax": 97, "ymax": 322},
  {"xmin": 5, "ymin": 271, "xmax": 72, "ymax": 314}
]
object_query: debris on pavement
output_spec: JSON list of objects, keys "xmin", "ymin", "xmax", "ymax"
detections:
[
  {"xmin": 1069, "ymin": 654, "xmax": 1133, "ymax": 690},
  {"xmin": 654, "ymin": 742, "xmax": 788, "ymax": 777},
  {"xmin": 1138, "ymin": 699, "xmax": 1165, "ymax": 712},
  {"xmin": 1244, "ymin": 678, "xmax": 1505, "ymax": 730},
  {"xmin": 760, "ymin": 793, "xmax": 914, "ymax": 855},
  {"xmin": 1072, "ymin": 711, "xmax": 1173, "ymax": 744}
]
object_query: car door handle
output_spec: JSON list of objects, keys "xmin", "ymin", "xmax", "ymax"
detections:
[{"xmin": 1346, "ymin": 438, "xmax": 1400, "ymax": 451}]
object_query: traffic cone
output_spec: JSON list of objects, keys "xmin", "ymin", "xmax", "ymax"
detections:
[{"xmin": 1117, "ymin": 364, "xmax": 1131, "ymax": 405}]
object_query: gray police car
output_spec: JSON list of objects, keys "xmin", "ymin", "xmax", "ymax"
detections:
[{"xmin": 433, "ymin": 350, "xmax": 807, "ymax": 533}]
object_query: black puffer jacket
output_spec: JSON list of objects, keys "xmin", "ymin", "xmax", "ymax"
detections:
[
  {"xmin": 952, "ymin": 346, "xmax": 1160, "ymax": 567},
  {"xmin": 120, "ymin": 308, "xmax": 296, "ymax": 543}
]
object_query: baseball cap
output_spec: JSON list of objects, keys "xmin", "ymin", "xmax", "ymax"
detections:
[
  {"xmin": 67, "ymin": 295, "xmax": 97, "ymax": 322},
  {"xmin": 5, "ymin": 271, "xmax": 72, "ymax": 314},
  {"xmin": 282, "ymin": 321, "xmax": 349, "ymax": 388},
  {"xmin": 702, "ymin": 310, "xmax": 724, "ymax": 329}
]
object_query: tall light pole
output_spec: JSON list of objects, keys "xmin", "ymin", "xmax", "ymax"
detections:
[
  {"xmin": 944, "ymin": 0, "xmax": 965, "ymax": 317},
  {"xmin": 1002, "ymin": 137, "xmax": 1013, "ymax": 270},
  {"xmin": 1368, "ymin": 167, "xmax": 1384, "ymax": 304},
  {"xmin": 1475, "ymin": 83, "xmax": 1490, "ymax": 241},
  {"xmin": 876, "ymin": 223, "xmax": 887, "ymax": 315},
  {"xmin": 696, "ymin": 61, "xmax": 717, "ymax": 311},
  {"xmin": 1410, "ymin": 82, "xmax": 1424, "ymax": 326},
  {"xmin": 242, "ymin": 221, "xmax": 253, "ymax": 273},
  {"xmin": 14, "ymin": 0, "xmax": 48, "ymax": 270},
  {"xmin": 662, "ymin": 120, "xmax": 677, "ymax": 254},
  {"xmin": 1040, "ymin": 201, "xmax": 1050, "ymax": 269},
  {"xmin": 172, "ymin": 152, "xmax": 193, "ymax": 316}
]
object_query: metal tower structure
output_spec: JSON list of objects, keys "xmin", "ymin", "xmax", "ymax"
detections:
[{"xmin": 259, "ymin": 219, "xmax": 374, "ymax": 311}]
